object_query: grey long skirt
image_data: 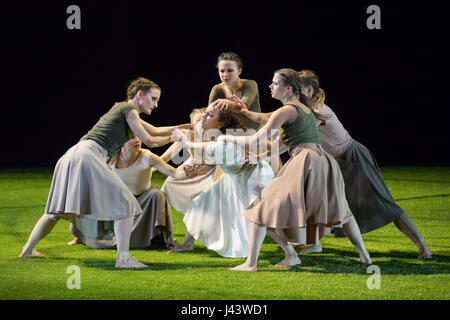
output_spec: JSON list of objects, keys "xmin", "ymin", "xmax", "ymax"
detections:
[
  {"xmin": 70, "ymin": 186, "xmax": 177, "ymax": 249},
  {"xmin": 45, "ymin": 139, "xmax": 142, "ymax": 221},
  {"xmin": 334, "ymin": 140, "xmax": 404, "ymax": 235}
]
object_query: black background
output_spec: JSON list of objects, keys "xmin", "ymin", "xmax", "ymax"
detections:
[{"xmin": 1, "ymin": 0, "xmax": 447, "ymax": 167}]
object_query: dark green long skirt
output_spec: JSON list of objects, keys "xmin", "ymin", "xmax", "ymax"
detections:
[{"xmin": 333, "ymin": 140, "xmax": 404, "ymax": 236}]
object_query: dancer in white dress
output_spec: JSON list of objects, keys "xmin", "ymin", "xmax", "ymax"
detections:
[
  {"xmin": 160, "ymin": 108, "xmax": 216, "ymax": 214},
  {"xmin": 170, "ymin": 104, "xmax": 276, "ymax": 257}
]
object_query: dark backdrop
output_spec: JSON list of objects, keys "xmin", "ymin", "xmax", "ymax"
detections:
[{"xmin": 2, "ymin": 0, "xmax": 447, "ymax": 167}]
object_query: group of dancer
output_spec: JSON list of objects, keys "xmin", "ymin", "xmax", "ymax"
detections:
[{"xmin": 19, "ymin": 52, "xmax": 431, "ymax": 270}]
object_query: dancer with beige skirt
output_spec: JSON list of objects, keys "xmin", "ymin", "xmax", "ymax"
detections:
[{"xmin": 219, "ymin": 68, "xmax": 372, "ymax": 271}]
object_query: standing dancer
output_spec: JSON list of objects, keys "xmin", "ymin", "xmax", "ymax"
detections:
[
  {"xmin": 298, "ymin": 69, "xmax": 431, "ymax": 259},
  {"xmin": 220, "ymin": 68, "xmax": 371, "ymax": 271},
  {"xmin": 19, "ymin": 77, "xmax": 191, "ymax": 268}
]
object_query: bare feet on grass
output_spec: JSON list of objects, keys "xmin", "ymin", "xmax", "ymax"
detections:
[
  {"xmin": 19, "ymin": 249, "xmax": 44, "ymax": 258},
  {"xmin": 229, "ymin": 263, "xmax": 257, "ymax": 272},
  {"xmin": 67, "ymin": 237, "xmax": 83, "ymax": 246},
  {"xmin": 359, "ymin": 253, "xmax": 372, "ymax": 265},
  {"xmin": 298, "ymin": 243, "xmax": 322, "ymax": 255},
  {"xmin": 167, "ymin": 243, "xmax": 194, "ymax": 253},
  {"xmin": 274, "ymin": 255, "xmax": 301, "ymax": 267},
  {"xmin": 418, "ymin": 245, "xmax": 432, "ymax": 259},
  {"xmin": 115, "ymin": 253, "xmax": 148, "ymax": 269}
]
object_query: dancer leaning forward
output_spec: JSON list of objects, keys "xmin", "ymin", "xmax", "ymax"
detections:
[
  {"xmin": 19, "ymin": 77, "xmax": 191, "ymax": 268},
  {"xmin": 219, "ymin": 68, "xmax": 371, "ymax": 271}
]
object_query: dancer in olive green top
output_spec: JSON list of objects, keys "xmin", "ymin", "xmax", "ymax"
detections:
[
  {"xmin": 19, "ymin": 77, "xmax": 191, "ymax": 268},
  {"xmin": 209, "ymin": 52, "xmax": 262, "ymax": 131},
  {"xmin": 219, "ymin": 68, "xmax": 371, "ymax": 271}
]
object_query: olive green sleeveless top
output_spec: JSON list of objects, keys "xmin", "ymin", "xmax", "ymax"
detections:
[
  {"xmin": 279, "ymin": 103, "xmax": 321, "ymax": 154},
  {"xmin": 80, "ymin": 102, "xmax": 135, "ymax": 156}
]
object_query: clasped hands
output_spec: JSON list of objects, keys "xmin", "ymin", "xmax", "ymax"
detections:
[{"xmin": 210, "ymin": 95, "xmax": 248, "ymax": 113}]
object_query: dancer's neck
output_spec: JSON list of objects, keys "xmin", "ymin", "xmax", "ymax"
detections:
[{"xmin": 116, "ymin": 149, "xmax": 140, "ymax": 168}]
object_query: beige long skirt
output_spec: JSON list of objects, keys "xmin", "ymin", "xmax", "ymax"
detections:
[
  {"xmin": 243, "ymin": 143, "xmax": 352, "ymax": 244},
  {"xmin": 161, "ymin": 162, "xmax": 216, "ymax": 214}
]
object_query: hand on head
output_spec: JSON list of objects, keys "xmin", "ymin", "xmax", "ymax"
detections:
[
  {"xmin": 215, "ymin": 99, "xmax": 231, "ymax": 112},
  {"xmin": 210, "ymin": 96, "xmax": 247, "ymax": 113},
  {"xmin": 229, "ymin": 95, "xmax": 248, "ymax": 112}
]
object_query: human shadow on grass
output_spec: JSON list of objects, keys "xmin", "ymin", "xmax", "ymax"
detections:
[
  {"xmin": 81, "ymin": 258, "xmax": 233, "ymax": 271},
  {"xmin": 254, "ymin": 247, "xmax": 450, "ymax": 275},
  {"xmin": 384, "ymin": 178, "xmax": 450, "ymax": 184},
  {"xmin": 395, "ymin": 193, "xmax": 450, "ymax": 202}
]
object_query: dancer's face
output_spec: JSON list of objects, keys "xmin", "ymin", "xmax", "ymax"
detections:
[
  {"xmin": 139, "ymin": 88, "xmax": 161, "ymax": 115},
  {"xmin": 123, "ymin": 137, "xmax": 142, "ymax": 152},
  {"xmin": 269, "ymin": 73, "xmax": 289, "ymax": 101},
  {"xmin": 218, "ymin": 60, "xmax": 242, "ymax": 85},
  {"xmin": 201, "ymin": 106, "xmax": 223, "ymax": 130}
]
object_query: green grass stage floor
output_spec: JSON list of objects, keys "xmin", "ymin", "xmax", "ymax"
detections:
[{"xmin": 0, "ymin": 167, "xmax": 449, "ymax": 300}]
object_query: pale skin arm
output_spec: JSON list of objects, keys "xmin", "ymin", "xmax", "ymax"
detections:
[
  {"xmin": 146, "ymin": 152, "xmax": 202, "ymax": 180},
  {"xmin": 227, "ymin": 95, "xmax": 273, "ymax": 124},
  {"xmin": 140, "ymin": 119, "xmax": 193, "ymax": 136},
  {"xmin": 173, "ymin": 128, "xmax": 284, "ymax": 164},
  {"xmin": 126, "ymin": 110, "xmax": 172, "ymax": 148},
  {"xmin": 218, "ymin": 105, "xmax": 298, "ymax": 148},
  {"xmin": 171, "ymin": 129, "xmax": 209, "ymax": 161},
  {"xmin": 158, "ymin": 141, "xmax": 184, "ymax": 163}
]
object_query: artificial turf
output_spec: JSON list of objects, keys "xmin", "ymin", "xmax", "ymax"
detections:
[{"xmin": 0, "ymin": 167, "xmax": 449, "ymax": 300}]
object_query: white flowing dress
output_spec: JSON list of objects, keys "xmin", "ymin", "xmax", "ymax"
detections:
[{"xmin": 183, "ymin": 141, "xmax": 274, "ymax": 258}]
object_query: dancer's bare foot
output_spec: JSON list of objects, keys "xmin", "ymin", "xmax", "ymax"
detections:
[
  {"xmin": 229, "ymin": 263, "xmax": 257, "ymax": 272},
  {"xmin": 115, "ymin": 257, "xmax": 148, "ymax": 269},
  {"xmin": 275, "ymin": 255, "xmax": 301, "ymax": 267},
  {"xmin": 167, "ymin": 243, "xmax": 194, "ymax": 253},
  {"xmin": 116, "ymin": 253, "xmax": 148, "ymax": 268},
  {"xmin": 68, "ymin": 237, "xmax": 83, "ymax": 246},
  {"xmin": 418, "ymin": 247, "xmax": 432, "ymax": 259},
  {"xmin": 19, "ymin": 249, "xmax": 44, "ymax": 258},
  {"xmin": 359, "ymin": 254, "xmax": 372, "ymax": 265},
  {"xmin": 417, "ymin": 243, "xmax": 432, "ymax": 259},
  {"xmin": 298, "ymin": 243, "xmax": 322, "ymax": 255}
]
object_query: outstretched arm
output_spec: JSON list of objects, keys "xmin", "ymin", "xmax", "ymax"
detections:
[
  {"xmin": 227, "ymin": 95, "xmax": 273, "ymax": 124},
  {"xmin": 140, "ymin": 119, "xmax": 193, "ymax": 136},
  {"xmin": 171, "ymin": 128, "xmax": 210, "ymax": 161},
  {"xmin": 146, "ymin": 152, "xmax": 205, "ymax": 180},
  {"xmin": 218, "ymin": 105, "xmax": 298, "ymax": 148},
  {"xmin": 158, "ymin": 141, "xmax": 184, "ymax": 163},
  {"xmin": 126, "ymin": 110, "xmax": 172, "ymax": 148}
]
